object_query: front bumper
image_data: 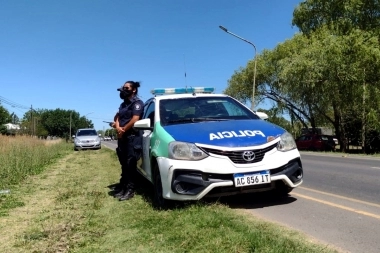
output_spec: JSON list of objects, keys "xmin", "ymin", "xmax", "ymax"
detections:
[
  {"xmin": 157, "ymin": 148, "xmax": 303, "ymax": 201},
  {"xmin": 74, "ymin": 142, "xmax": 101, "ymax": 150}
]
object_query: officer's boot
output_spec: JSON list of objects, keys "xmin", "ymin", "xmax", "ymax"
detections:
[
  {"xmin": 119, "ymin": 188, "xmax": 135, "ymax": 201},
  {"xmin": 113, "ymin": 185, "xmax": 126, "ymax": 198}
]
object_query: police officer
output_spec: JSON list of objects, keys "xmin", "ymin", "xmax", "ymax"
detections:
[{"xmin": 113, "ymin": 81, "xmax": 144, "ymax": 201}]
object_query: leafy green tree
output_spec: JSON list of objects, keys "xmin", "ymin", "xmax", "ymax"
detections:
[
  {"xmin": 292, "ymin": 0, "xmax": 380, "ymax": 35},
  {"xmin": 293, "ymin": 0, "xmax": 380, "ymax": 152},
  {"xmin": 0, "ymin": 103, "xmax": 11, "ymax": 134},
  {"xmin": 225, "ymin": 0, "xmax": 380, "ymax": 153},
  {"xmin": 22, "ymin": 109, "xmax": 94, "ymax": 137}
]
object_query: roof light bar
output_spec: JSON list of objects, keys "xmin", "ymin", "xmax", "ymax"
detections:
[{"xmin": 151, "ymin": 87, "xmax": 215, "ymax": 95}]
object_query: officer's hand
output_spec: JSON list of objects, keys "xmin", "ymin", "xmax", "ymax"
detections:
[{"xmin": 117, "ymin": 127, "xmax": 124, "ymax": 138}]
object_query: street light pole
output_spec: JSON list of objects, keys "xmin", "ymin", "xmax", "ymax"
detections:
[
  {"xmin": 219, "ymin": 25, "xmax": 257, "ymax": 111},
  {"xmin": 84, "ymin": 112, "xmax": 94, "ymax": 128}
]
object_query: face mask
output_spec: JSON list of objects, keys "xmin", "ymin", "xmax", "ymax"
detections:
[{"xmin": 119, "ymin": 89, "xmax": 132, "ymax": 100}]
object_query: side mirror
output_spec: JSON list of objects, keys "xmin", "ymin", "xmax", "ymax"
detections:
[
  {"xmin": 255, "ymin": 111, "xmax": 269, "ymax": 120},
  {"xmin": 133, "ymin": 118, "xmax": 153, "ymax": 131},
  {"xmin": 98, "ymin": 134, "xmax": 102, "ymax": 137}
]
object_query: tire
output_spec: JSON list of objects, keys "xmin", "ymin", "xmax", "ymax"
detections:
[
  {"xmin": 273, "ymin": 182, "xmax": 293, "ymax": 197},
  {"xmin": 152, "ymin": 162, "xmax": 169, "ymax": 209}
]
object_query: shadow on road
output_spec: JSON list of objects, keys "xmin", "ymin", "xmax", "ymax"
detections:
[{"xmin": 214, "ymin": 191, "xmax": 298, "ymax": 210}]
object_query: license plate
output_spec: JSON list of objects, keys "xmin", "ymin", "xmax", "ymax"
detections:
[{"xmin": 234, "ymin": 170, "xmax": 271, "ymax": 187}]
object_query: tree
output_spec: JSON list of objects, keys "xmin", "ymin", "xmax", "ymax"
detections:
[
  {"xmin": 0, "ymin": 103, "xmax": 11, "ymax": 134},
  {"xmin": 22, "ymin": 108, "xmax": 94, "ymax": 138},
  {"xmin": 292, "ymin": 0, "xmax": 380, "ymax": 152},
  {"xmin": 224, "ymin": 0, "xmax": 380, "ymax": 153},
  {"xmin": 292, "ymin": 0, "xmax": 380, "ymax": 35}
]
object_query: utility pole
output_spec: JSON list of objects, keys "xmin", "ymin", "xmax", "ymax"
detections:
[
  {"xmin": 69, "ymin": 111, "xmax": 72, "ymax": 141},
  {"xmin": 30, "ymin": 105, "xmax": 33, "ymax": 136}
]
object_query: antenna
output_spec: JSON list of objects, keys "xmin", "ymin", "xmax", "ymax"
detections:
[{"xmin": 183, "ymin": 54, "xmax": 187, "ymax": 88}]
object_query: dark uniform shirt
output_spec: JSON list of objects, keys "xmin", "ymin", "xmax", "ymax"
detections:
[{"xmin": 118, "ymin": 96, "xmax": 144, "ymax": 134}]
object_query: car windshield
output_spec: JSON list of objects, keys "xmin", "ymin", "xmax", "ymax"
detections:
[
  {"xmin": 159, "ymin": 96, "xmax": 260, "ymax": 126},
  {"xmin": 77, "ymin": 129, "xmax": 97, "ymax": 136}
]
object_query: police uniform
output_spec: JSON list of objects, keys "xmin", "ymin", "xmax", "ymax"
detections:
[{"xmin": 115, "ymin": 96, "xmax": 144, "ymax": 198}]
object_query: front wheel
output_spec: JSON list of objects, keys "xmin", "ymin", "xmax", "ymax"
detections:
[
  {"xmin": 153, "ymin": 163, "xmax": 169, "ymax": 209},
  {"xmin": 273, "ymin": 182, "xmax": 293, "ymax": 197}
]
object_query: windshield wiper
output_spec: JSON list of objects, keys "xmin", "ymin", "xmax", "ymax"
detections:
[{"xmin": 193, "ymin": 117, "xmax": 229, "ymax": 122}]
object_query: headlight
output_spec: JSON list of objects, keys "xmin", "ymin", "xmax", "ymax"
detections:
[
  {"xmin": 75, "ymin": 139, "xmax": 81, "ymax": 143},
  {"xmin": 168, "ymin": 141, "xmax": 208, "ymax": 160},
  {"xmin": 277, "ymin": 132, "xmax": 296, "ymax": 152}
]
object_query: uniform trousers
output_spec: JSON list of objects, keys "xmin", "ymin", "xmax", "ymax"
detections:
[{"xmin": 116, "ymin": 135, "xmax": 141, "ymax": 191}]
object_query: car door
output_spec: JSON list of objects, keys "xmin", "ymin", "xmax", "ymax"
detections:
[
  {"xmin": 140, "ymin": 100, "xmax": 155, "ymax": 182},
  {"xmin": 296, "ymin": 135, "xmax": 306, "ymax": 149}
]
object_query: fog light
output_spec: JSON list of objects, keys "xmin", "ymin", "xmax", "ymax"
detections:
[
  {"xmin": 174, "ymin": 182, "xmax": 188, "ymax": 193},
  {"xmin": 294, "ymin": 168, "xmax": 303, "ymax": 180}
]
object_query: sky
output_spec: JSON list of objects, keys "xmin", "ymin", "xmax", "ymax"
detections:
[{"xmin": 0, "ymin": 0, "xmax": 302, "ymax": 131}]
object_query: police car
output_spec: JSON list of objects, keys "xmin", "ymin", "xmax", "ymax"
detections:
[{"xmin": 133, "ymin": 87, "xmax": 303, "ymax": 208}]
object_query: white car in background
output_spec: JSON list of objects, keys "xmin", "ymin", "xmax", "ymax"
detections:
[{"xmin": 73, "ymin": 128, "xmax": 101, "ymax": 150}]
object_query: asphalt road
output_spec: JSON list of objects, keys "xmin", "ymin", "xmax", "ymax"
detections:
[
  {"xmin": 243, "ymin": 153, "xmax": 380, "ymax": 253},
  {"xmin": 102, "ymin": 141, "xmax": 380, "ymax": 253},
  {"xmin": 102, "ymin": 140, "xmax": 118, "ymax": 150}
]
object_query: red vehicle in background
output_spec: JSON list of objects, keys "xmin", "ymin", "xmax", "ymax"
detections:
[{"xmin": 295, "ymin": 134, "xmax": 336, "ymax": 151}]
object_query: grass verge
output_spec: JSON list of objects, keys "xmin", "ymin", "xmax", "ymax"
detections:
[{"xmin": 0, "ymin": 147, "xmax": 338, "ymax": 253}]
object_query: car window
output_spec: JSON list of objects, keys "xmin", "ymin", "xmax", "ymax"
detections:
[
  {"xmin": 77, "ymin": 129, "xmax": 97, "ymax": 136},
  {"xmin": 298, "ymin": 136, "xmax": 306, "ymax": 141},
  {"xmin": 320, "ymin": 136, "xmax": 328, "ymax": 141},
  {"xmin": 159, "ymin": 96, "xmax": 259, "ymax": 126},
  {"xmin": 143, "ymin": 101, "xmax": 155, "ymax": 127}
]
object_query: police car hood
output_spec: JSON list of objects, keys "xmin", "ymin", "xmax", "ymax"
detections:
[{"xmin": 162, "ymin": 119, "xmax": 285, "ymax": 147}]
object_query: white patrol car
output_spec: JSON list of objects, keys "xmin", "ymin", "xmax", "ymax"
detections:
[{"xmin": 133, "ymin": 87, "xmax": 303, "ymax": 208}]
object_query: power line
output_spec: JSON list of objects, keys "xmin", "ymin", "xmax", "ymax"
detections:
[{"xmin": 0, "ymin": 96, "xmax": 29, "ymax": 110}]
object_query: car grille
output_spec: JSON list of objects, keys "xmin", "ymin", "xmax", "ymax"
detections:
[{"xmin": 200, "ymin": 142, "xmax": 278, "ymax": 164}]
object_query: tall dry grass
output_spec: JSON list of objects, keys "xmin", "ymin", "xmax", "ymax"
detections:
[{"xmin": 0, "ymin": 135, "xmax": 71, "ymax": 189}]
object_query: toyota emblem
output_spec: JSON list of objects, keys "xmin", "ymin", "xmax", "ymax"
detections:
[{"xmin": 242, "ymin": 151, "xmax": 255, "ymax": 162}]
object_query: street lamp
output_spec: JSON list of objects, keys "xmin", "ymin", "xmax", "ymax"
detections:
[
  {"xmin": 219, "ymin": 25, "xmax": 257, "ymax": 111},
  {"xmin": 84, "ymin": 112, "xmax": 94, "ymax": 117},
  {"xmin": 84, "ymin": 112, "xmax": 94, "ymax": 128}
]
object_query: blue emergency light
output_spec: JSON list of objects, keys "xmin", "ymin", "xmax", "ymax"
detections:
[{"xmin": 151, "ymin": 87, "xmax": 215, "ymax": 95}]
